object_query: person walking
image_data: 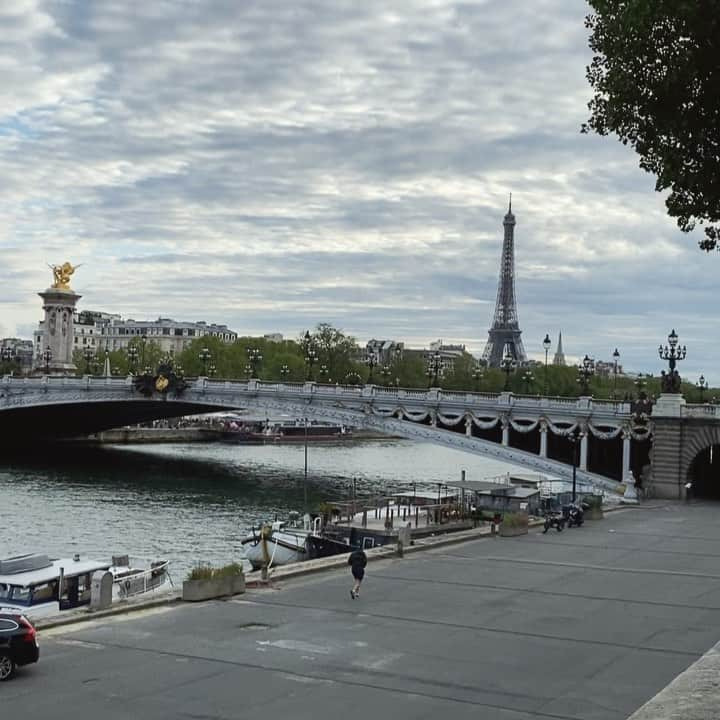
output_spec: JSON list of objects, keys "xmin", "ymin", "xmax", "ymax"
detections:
[{"xmin": 348, "ymin": 546, "xmax": 367, "ymax": 599}]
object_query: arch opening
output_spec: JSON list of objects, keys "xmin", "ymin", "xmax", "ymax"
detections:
[{"xmin": 688, "ymin": 444, "xmax": 720, "ymax": 499}]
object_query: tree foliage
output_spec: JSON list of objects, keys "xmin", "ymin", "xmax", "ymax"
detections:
[{"xmin": 583, "ymin": 2, "xmax": 720, "ymax": 250}]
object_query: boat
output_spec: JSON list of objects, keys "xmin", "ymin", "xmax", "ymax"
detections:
[
  {"xmin": 0, "ymin": 553, "xmax": 173, "ymax": 618},
  {"xmin": 241, "ymin": 513, "xmax": 350, "ymax": 570},
  {"xmin": 219, "ymin": 420, "xmax": 352, "ymax": 443}
]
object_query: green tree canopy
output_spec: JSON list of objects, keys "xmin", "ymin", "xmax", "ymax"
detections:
[{"xmin": 584, "ymin": 2, "xmax": 720, "ymax": 250}]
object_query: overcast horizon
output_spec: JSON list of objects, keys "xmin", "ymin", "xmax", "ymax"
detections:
[{"xmin": 0, "ymin": 1, "xmax": 715, "ymax": 379}]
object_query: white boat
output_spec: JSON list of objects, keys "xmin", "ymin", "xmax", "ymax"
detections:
[
  {"xmin": 0, "ymin": 553, "xmax": 173, "ymax": 619},
  {"xmin": 241, "ymin": 520, "xmax": 309, "ymax": 570}
]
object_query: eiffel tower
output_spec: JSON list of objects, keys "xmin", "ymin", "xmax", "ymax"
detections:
[{"xmin": 481, "ymin": 197, "xmax": 527, "ymax": 367}]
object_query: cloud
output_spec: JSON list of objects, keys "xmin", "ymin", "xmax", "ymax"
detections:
[{"xmin": 0, "ymin": 0, "xmax": 713, "ymax": 380}]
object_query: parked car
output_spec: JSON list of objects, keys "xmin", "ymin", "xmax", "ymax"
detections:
[{"xmin": 0, "ymin": 610, "xmax": 39, "ymax": 680}]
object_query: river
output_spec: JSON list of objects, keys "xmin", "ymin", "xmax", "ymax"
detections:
[{"xmin": 0, "ymin": 439, "xmax": 523, "ymax": 580}]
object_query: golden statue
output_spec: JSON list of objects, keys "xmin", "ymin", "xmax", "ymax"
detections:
[{"xmin": 48, "ymin": 261, "xmax": 81, "ymax": 290}]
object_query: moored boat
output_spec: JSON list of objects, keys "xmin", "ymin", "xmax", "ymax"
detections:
[{"xmin": 0, "ymin": 553, "xmax": 173, "ymax": 618}]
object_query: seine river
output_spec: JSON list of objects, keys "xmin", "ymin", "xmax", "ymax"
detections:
[{"xmin": 0, "ymin": 439, "xmax": 522, "ymax": 580}]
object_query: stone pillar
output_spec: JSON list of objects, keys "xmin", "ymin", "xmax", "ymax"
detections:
[
  {"xmin": 539, "ymin": 420, "xmax": 548, "ymax": 458},
  {"xmin": 37, "ymin": 287, "xmax": 82, "ymax": 374},
  {"xmin": 465, "ymin": 416, "xmax": 472, "ymax": 437},
  {"xmin": 580, "ymin": 432, "xmax": 588, "ymax": 471},
  {"xmin": 501, "ymin": 417, "xmax": 509, "ymax": 446},
  {"xmin": 622, "ymin": 430, "xmax": 631, "ymax": 480}
]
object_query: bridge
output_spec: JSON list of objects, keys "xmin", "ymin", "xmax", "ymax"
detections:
[{"xmin": 3, "ymin": 375, "xmax": 717, "ymax": 498}]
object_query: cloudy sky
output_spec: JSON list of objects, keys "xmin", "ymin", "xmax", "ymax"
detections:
[{"xmin": 0, "ymin": 0, "xmax": 714, "ymax": 378}]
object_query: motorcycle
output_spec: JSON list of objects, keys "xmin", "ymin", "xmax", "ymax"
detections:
[
  {"xmin": 542, "ymin": 511, "xmax": 565, "ymax": 533},
  {"xmin": 563, "ymin": 501, "xmax": 589, "ymax": 528}
]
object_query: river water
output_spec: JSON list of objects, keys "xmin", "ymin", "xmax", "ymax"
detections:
[{"xmin": 0, "ymin": 439, "xmax": 523, "ymax": 580}]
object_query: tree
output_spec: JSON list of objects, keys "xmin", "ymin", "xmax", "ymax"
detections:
[{"xmin": 583, "ymin": 2, "xmax": 720, "ymax": 250}]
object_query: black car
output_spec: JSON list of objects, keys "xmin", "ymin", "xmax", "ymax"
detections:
[{"xmin": 0, "ymin": 610, "xmax": 39, "ymax": 680}]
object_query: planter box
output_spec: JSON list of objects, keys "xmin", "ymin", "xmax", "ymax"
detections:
[
  {"xmin": 499, "ymin": 524, "xmax": 529, "ymax": 537},
  {"xmin": 182, "ymin": 574, "xmax": 245, "ymax": 602},
  {"xmin": 585, "ymin": 507, "xmax": 604, "ymax": 520}
]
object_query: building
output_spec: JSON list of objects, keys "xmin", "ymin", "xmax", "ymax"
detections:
[
  {"xmin": 553, "ymin": 332, "xmax": 566, "ymax": 366},
  {"xmin": 34, "ymin": 310, "xmax": 238, "ymax": 362},
  {"xmin": 363, "ymin": 339, "xmax": 405, "ymax": 365},
  {"xmin": 1, "ymin": 338, "xmax": 35, "ymax": 374}
]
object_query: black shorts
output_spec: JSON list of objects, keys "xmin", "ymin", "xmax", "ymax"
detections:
[{"xmin": 352, "ymin": 568, "xmax": 365, "ymax": 581}]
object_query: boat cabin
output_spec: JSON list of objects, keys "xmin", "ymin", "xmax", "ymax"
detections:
[{"xmin": 0, "ymin": 554, "xmax": 111, "ymax": 616}]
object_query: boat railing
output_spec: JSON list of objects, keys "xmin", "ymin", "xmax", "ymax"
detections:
[{"xmin": 115, "ymin": 560, "xmax": 171, "ymax": 598}]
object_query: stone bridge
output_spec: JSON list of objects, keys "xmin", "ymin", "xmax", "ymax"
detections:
[{"xmin": 1, "ymin": 376, "xmax": 717, "ymax": 498}]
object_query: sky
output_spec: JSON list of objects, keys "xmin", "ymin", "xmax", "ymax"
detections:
[{"xmin": 0, "ymin": 0, "xmax": 714, "ymax": 379}]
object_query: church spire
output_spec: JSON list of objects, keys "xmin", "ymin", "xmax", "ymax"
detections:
[{"xmin": 553, "ymin": 331, "xmax": 566, "ymax": 366}]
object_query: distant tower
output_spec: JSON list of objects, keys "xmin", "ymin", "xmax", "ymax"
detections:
[
  {"xmin": 553, "ymin": 331, "xmax": 566, "ymax": 366},
  {"xmin": 481, "ymin": 197, "xmax": 527, "ymax": 367}
]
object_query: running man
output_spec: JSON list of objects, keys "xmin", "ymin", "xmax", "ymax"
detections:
[{"xmin": 348, "ymin": 546, "xmax": 367, "ymax": 599}]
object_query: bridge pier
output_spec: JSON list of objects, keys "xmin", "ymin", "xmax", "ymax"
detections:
[
  {"xmin": 580, "ymin": 432, "xmax": 588, "ymax": 471},
  {"xmin": 539, "ymin": 423, "xmax": 548, "ymax": 458}
]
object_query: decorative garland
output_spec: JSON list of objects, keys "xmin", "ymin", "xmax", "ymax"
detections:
[
  {"xmin": 508, "ymin": 418, "xmax": 540, "ymax": 434},
  {"xmin": 587, "ymin": 424, "xmax": 623, "ymax": 440},
  {"xmin": 470, "ymin": 415, "xmax": 500, "ymax": 430},
  {"xmin": 436, "ymin": 411, "xmax": 465, "ymax": 426}
]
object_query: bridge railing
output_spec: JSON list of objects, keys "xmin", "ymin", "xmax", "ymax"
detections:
[{"xmin": 684, "ymin": 403, "xmax": 720, "ymax": 418}]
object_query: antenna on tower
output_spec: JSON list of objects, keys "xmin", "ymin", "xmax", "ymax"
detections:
[{"xmin": 508, "ymin": 192, "xmax": 512, "ymax": 213}]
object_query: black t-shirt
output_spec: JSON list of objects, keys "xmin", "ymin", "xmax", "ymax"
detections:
[{"xmin": 348, "ymin": 549, "xmax": 367, "ymax": 570}]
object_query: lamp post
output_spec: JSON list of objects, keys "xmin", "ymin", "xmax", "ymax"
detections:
[
  {"xmin": 319, "ymin": 364, "xmax": 329, "ymax": 382},
  {"xmin": 697, "ymin": 375, "xmax": 708, "ymax": 402},
  {"xmin": 83, "ymin": 346, "xmax": 95, "ymax": 375},
  {"xmin": 244, "ymin": 363, "xmax": 253, "ymax": 379},
  {"xmin": 577, "ymin": 354, "xmax": 595, "ymax": 395},
  {"xmin": 208, "ymin": 363, "xmax": 217, "ymax": 378},
  {"xmin": 426, "ymin": 351, "xmax": 442, "ymax": 388},
  {"xmin": 127, "ymin": 345, "xmax": 139, "ymax": 374},
  {"xmin": 247, "ymin": 347, "xmax": 263, "ymax": 378},
  {"xmin": 140, "ymin": 334, "xmax": 147, "ymax": 367},
  {"xmin": 43, "ymin": 348, "xmax": 52, "ymax": 374},
  {"xmin": 198, "ymin": 347, "xmax": 211, "ymax": 376},
  {"xmin": 500, "ymin": 348, "xmax": 515, "ymax": 391},
  {"xmin": 366, "ymin": 351, "xmax": 378, "ymax": 384},
  {"xmin": 567, "ymin": 430, "xmax": 584, "ymax": 502},
  {"xmin": 304, "ymin": 345, "xmax": 317, "ymax": 381},
  {"xmin": 522, "ymin": 370, "xmax": 535, "ymax": 394},
  {"xmin": 658, "ymin": 328, "xmax": 687, "ymax": 393},
  {"xmin": 472, "ymin": 365, "xmax": 484, "ymax": 391},
  {"xmin": 280, "ymin": 364, "xmax": 290, "ymax": 381},
  {"xmin": 612, "ymin": 348, "xmax": 620, "ymax": 398},
  {"xmin": 542, "ymin": 333, "xmax": 551, "ymax": 395},
  {"xmin": 1, "ymin": 347, "xmax": 14, "ymax": 373},
  {"xmin": 380, "ymin": 365, "xmax": 392, "ymax": 386}
]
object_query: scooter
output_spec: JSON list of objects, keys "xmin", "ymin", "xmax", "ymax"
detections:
[
  {"xmin": 564, "ymin": 501, "xmax": 589, "ymax": 528},
  {"xmin": 543, "ymin": 511, "xmax": 565, "ymax": 533}
]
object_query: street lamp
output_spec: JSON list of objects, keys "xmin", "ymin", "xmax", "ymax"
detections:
[
  {"xmin": 576, "ymin": 354, "xmax": 595, "ymax": 395},
  {"xmin": 304, "ymin": 345, "xmax": 317, "ymax": 380},
  {"xmin": 500, "ymin": 348, "xmax": 515, "ymax": 391},
  {"xmin": 318, "ymin": 364, "xmax": 329, "ymax": 382},
  {"xmin": 208, "ymin": 363, "xmax": 217, "ymax": 378},
  {"xmin": 522, "ymin": 370, "xmax": 535, "ymax": 394},
  {"xmin": 697, "ymin": 375, "xmax": 708, "ymax": 402},
  {"xmin": 567, "ymin": 430, "xmax": 585, "ymax": 502},
  {"xmin": 366, "ymin": 351, "xmax": 378, "ymax": 384},
  {"xmin": 198, "ymin": 347, "xmax": 211, "ymax": 375},
  {"xmin": 380, "ymin": 365, "xmax": 392, "ymax": 386},
  {"xmin": 127, "ymin": 345, "xmax": 139, "ymax": 374},
  {"xmin": 280, "ymin": 364, "xmax": 290, "ymax": 381},
  {"xmin": 247, "ymin": 347, "xmax": 263, "ymax": 378},
  {"xmin": 140, "ymin": 334, "xmax": 147, "ymax": 367},
  {"xmin": 472, "ymin": 365, "xmax": 484, "ymax": 391},
  {"xmin": 612, "ymin": 348, "xmax": 620, "ymax": 398},
  {"xmin": 83, "ymin": 346, "xmax": 95, "ymax": 375},
  {"xmin": 244, "ymin": 363, "xmax": 253, "ymax": 379},
  {"xmin": 42, "ymin": 348, "xmax": 52, "ymax": 374},
  {"xmin": 542, "ymin": 333, "xmax": 552, "ymax": 395},
  {"xmin": 426, "ymin": 351, "xmax": 442, "ymax": 388},
  {"xmin": 658, "ymin": 328, "xmax": 687, "ymax": 393}
]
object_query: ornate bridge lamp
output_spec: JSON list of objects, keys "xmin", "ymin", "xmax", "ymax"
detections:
[
  {"xmin": 247, "ymin": 347, "xmax": 263, "ymax": 378},
  {"xmin": 612, "ymin": 348, "xmax": 620, "ymax": 398},
  {"xmin": 208, "ymin": 363, "xmax": 217, "ymax": 378},
  {"xmin": 426, "ymin": 351, "xmax": 442, "ymax": 388},
  {"xmin": 542, "ymin": 333, "xmax": 552, "ymax": 395},
  {"xmin": 380, "ymin": 365, "xmax": 392, "ymax": 386},
  {"xmin": 127, "ymin": 345, "xmax": 139, "ymax": 375},
  {"xmin": 658, "ymin": 328, "xmax": 687, "ymax": 393},
  {"xmin": 1, "ymin": 347, "xmax": 15, "ymax": 373},
  {"xmin": 140, "ymin": 334, "xmax": 147, "ymax": 367},
  {"xmin": 697, "ymin": 375, "xmax": 707, "ymax": 402},
  {"xmin": 198, "ymin": 347, "xmax": 211, "ymax": 376},
  {"xmin": 305, "ymin": 345, "xmax": 318, "ymax": 380},
  {"xmin": 244, "ymin": 363, "xmax": 253, "ymax": 379},
  {"xmin": 319, "ymin": 364, "xmax": 329, "ymax": 382},
  {"xmin": 83, "ymin": 346, "xmax": 95, "ymax": 375},
  {"xmin": 472, "ymin": 365, "xmax": 484, "ymax": 391},
  {"xmin": 366, "ymin": 351, "xmax": 378, "ymax": 384},
  {"xmin": 280, "ymin": 364, "xmax": 290, "ymax": 382},
  {"xmin": 567, "ymin": 430, "xmax": 585, "ymax": 502},
  {"xmin": 522, "ymin": 370, "xmax": 535, "ymax": 394},
  {"xmin": 42, "ymin": 348, "xmax": 52, "ymax": 374},
  {"xmin": 500, "ymin": 348, "xmax": 515, "ymax": 391},
  {"xmin": 576, "ymin": 355, "xmax": 595, "ymax": 395}
]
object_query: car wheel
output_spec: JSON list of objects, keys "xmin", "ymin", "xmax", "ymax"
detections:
[{"xmin": 0, "ymin": 651, "xmax": 15, "ymax": 681}]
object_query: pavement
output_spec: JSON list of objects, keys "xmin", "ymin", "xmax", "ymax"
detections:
[{"xmin": 6, "ymin": 501, "xmax": 720, "ymax": 719}]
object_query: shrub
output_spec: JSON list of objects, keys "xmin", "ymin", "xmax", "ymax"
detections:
[
  {"xmin": 501, "ymin": 511, "xmax": 529, "ymax": 528},
  {"xmin": 186, "ymin": 562, "xmax": 244, "ymax": 582}
]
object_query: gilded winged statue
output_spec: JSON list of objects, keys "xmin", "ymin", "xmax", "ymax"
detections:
[{"xmin": 49, "ymin": 261, "xmax": 81, "ymax": 290}]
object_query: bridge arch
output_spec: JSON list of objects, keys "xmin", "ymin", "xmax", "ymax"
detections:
[{"xmin": 684, "ymin": 424, "xmax": 720, "ymax": 499}]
